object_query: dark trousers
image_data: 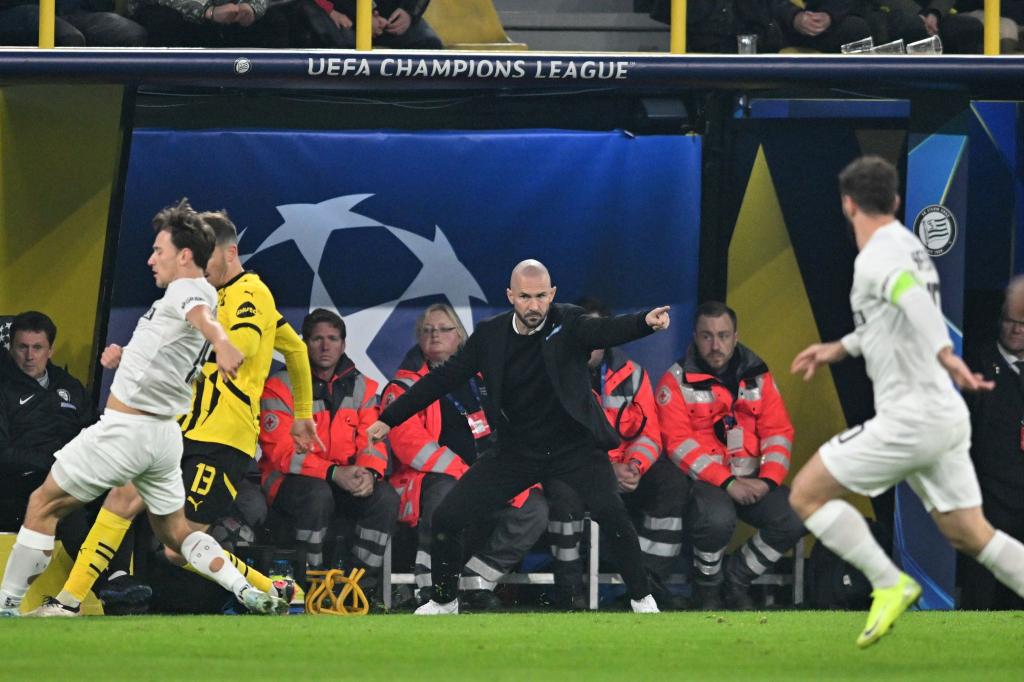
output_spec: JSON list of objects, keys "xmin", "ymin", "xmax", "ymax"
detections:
[
  {"xmin": 958, "ymin": 499, "xmax": 1024, "ymax": 610},
  {"xmin": 431, "ymin": 442, "xmax": 651, "ymax": 602},
  {"xmin": 688, "ymin": 481, "xmax": 805, "ymax": 587},
  {"xmin": 0, "ymin": 6, "xmax": 146, "ymax": 46},
  {"xmin": 271, "ymin": 474, "xmax": 399, "ymax": 580},
  {"xmin": 131, "ymin": 4, "xmax": 289, "ymax": 47},
  {"xmin": 416, "ymin": 473, "xmax": 548, "ymax": 592},
  {"xmin": 294, "ymin": 3, "xmax": 443, "ymax": 49},
  {"xmin": 547, "ymin": 458, "xmax": 687, "ymax": 590},
  {"xmin": 783, "ymin": 15, "xmax": 872, "ymax": 53}
]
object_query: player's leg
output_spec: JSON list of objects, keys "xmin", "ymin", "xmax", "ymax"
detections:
[
  {"xmin": 934, "ymin": 507, "xmax": 1024, "ymax": 600},
  {"xmin": 170, "ymin": 447, "xmax": 279, "ymax": 597},
  {"xmin": 54, "ymin": 483, "xmax": 144, "ymax": 611},
  {"xmin": 0, "ymin": 473, "xmax": 85, "ymax": 615}
]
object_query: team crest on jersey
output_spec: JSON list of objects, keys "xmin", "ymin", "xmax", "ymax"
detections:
[
  {"xmin": 262, "ymin": 412, "xmax": 279, "ymax": 432},
  {"xmin": 657, "ymin": 385, "xmax": 672, "ymax": 405},
  {"xmin": 236, "ymin": 301, "xmax": 258, "ymax": 319},
  {"xmin": 913, "ymin": 204, "xmax": 957, "ymax": 257},
  {"xmin": 57, "ymin": 388, "xmax": 70, "ymax": 402}
]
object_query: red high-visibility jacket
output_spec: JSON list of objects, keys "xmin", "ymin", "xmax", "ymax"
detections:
[
  {"xmin": 258, "ymin": 355, "xmax": 387, "ymax": 504},
  {"xmin": 383, "ymin": 347, "xmax": 532, "ymax": 526},
  {"xmin": 593, "ymin": 348, "xmax": 662, "ymax": 475},
  {"xmin": 655, "ymin": 344, "xmax": 794, "ymax": 488}
]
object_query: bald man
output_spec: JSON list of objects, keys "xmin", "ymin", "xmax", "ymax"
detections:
[
  {"xmin": 369, "ymin": 260, "xmax": 671, "ymax": 614},
  {"xmin": 959, "ymin": 275, "xmax": 1024, "ymax": 610}
]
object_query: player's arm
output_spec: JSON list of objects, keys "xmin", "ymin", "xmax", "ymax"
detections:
[
  {"xmin": 791, "ymin": 340, "xmax": 848, "ymax": 380},
  {"xmin": 273, "ymin": 319, "xmax": 322, "ymax": 451},
  {"xmin": 888, "ymin": 271, "xmax": 994, "ymax": 392},
  {"xmin": 259, "ymin": 378, "xmax": 334, "ymax": 478},
  {"xmin": 382, "ymin": 380, "xmax": 469, "ymax": 477},
  {"xmin": 353, "ymin": 381, "xmax": 389, "ymax": 478},
  {"xmin": 185, "ymin": 304, "xmax": 244, "ymax": 379}
]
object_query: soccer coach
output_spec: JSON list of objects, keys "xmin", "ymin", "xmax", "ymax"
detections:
[{"xmin": 367, "ymin": 259, "xmax": 670, "ymax": 614}]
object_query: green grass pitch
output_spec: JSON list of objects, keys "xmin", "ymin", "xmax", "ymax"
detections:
[{"xmin": 2, "ymin": 611, "xmax": 1022, "ymax": 680}]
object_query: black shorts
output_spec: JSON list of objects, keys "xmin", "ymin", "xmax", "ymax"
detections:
[{"xmin": 180, "ymin": 438, "xmax": 253, "ymax": 525}]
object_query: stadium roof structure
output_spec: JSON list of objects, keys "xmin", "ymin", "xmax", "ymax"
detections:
[{"xmin": 1, "ymin": 49, "xmax": 1024, "ymax": 100}]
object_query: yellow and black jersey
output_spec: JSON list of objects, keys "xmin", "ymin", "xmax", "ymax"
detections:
[{"xmin": 179, "ymin": 271, "xmax": 312, "ymax": 457}]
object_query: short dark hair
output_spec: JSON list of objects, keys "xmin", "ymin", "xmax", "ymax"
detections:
[
  {"xmin": 152, "ymin": 198, "xmax": 216, "ymax": 270},
  {"xmin": 11, "ymin": 311, "xmax": 57, "ymax": 346},
  {"xmin": 199, "ymin": 210, "xmax": 238, "ymax": 247},
  {"xmin": 838, "ymin": 156, "xmax": 899, "ymax": 216},
  {"xmin": 576, "ymin": 296, "xmax": 611, "ymax": 318},
  {"xmin": 694, "ymin": 301, "xmax": 737, "ymax": 331},
  {"xmin": 302, "ymin": 308, "xmax": 346, "ymax": 340}
]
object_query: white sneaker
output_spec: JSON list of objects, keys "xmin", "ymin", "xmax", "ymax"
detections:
[
  {"xmin": 240, "ymin": 587, "xmax": 289, "ymax": 615},
  {"xmin": 414, "ymin": 598, "xmax": 459, "ymax": 615},
  {"xmin": 630, "ymin": 594, "xmax": 660, "ymax": 614},
  {"xmin": 29, "ymin": 597, "xmax": 80, "ymax": 617}
]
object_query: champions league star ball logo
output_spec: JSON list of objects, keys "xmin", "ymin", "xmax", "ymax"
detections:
[{"xmin": 241, "ymin": 194, "xmax": 487, "ymax": 386}]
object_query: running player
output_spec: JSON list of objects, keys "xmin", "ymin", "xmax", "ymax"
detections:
[
  {"xmin": 0, "ymin": 200, "xmax": 285, "ymax": 617},
  {"xmin": 789, "ymin": 156, "xmax": 1024, "ymax": 648},
  {"xmin": 33, "ymin": 210, "xmax": 321, "ymax": 616}
]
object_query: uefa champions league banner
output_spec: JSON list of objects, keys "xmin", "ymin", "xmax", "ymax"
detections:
[{"xmin": 105, "ymin": 128, "xmax": 701, "ymax": 394}]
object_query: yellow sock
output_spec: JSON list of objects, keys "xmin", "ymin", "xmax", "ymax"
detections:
[
  {"xmin": 64, "ymin": 508, "xmax": 132, "ymax": 603},
  {"xmin": 184, "ymin": 550, "xmax": 273, "ymax": 593}
]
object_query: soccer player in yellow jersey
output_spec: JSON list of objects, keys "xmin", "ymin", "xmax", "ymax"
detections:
[{"xmin": 39, "ymin": 210, "xmax": 322, "ymax": 616}]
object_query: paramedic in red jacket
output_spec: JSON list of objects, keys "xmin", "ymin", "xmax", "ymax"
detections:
[
  {"xmin": 383, "ymin": 303, "xmax": 547, "ymax": 611},
  {"xmin": 656, "ymin": 301, "xmax": 805, "ymax": 609},
  {"xmin": 259, "ymin": 309, "xmax": 398, "ymax": 599}
]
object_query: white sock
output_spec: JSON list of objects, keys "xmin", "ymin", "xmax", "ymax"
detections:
[
  {"xmin": 804, "ymin": 499, "xmax": 900, "ymax": 589},
  {"xmin": 0, "ymin": 527, "xmax": 56, "ymax": 605},
  {"xmin": 977, "ymin": 530, "xmax": 1024, "ymax": 598},
  {"xmin": 180, "ymin": 531, "xmax": 249, "ymax": 599}
]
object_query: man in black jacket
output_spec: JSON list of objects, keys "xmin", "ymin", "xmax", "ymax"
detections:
[
  {"xmin": 369, "ymin": 259, "xmax": 671, "ymax": 614},
  {"xmin": 0, "ymin": 311, "xmax": 91, "ymax": 538},
  {"xmin": 961, "ymin": 276, "xmax": 1024, "ymax": 609}
]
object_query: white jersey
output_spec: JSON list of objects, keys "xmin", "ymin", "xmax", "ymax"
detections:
[
  {"xmin": 842, "ymin": 221, "xmax": 968, "ymax": 423},
  {"xmin": 110, "ymin": 277, "xmax": 217, "ymax": 417}
]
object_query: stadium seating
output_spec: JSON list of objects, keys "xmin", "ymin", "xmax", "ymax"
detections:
[{"xmin": 422, "ymin": 0, "xmax": 528, "ymax": 51}]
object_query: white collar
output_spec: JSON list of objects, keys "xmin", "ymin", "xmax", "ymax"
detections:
[{"xmin": 511, "ymin": 314, "xmax": 546, "ymax": 336}]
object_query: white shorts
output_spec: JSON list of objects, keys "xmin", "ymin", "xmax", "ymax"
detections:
[
  {"xmin": 52, "ymin": 410, "xmax": 186, "ymax": 516},
  {"xmin": 819, "ymin": 414, "xmax": 982, "ymax": 513}
]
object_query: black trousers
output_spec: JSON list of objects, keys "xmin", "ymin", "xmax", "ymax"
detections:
[
  {"xmin": 271, "ymin": 474, "xmax": 399, "ymax": 578},
  {"xmin": 687, "ymin": 481, "xmax": 805, "ymax": 587},
  {"xmin": 547, "ymin": 458, "xmax": 688, "ymax": 590},
  {"xmin": 431, "ymin": 441, "xmax": 651, "ymax": 601}
]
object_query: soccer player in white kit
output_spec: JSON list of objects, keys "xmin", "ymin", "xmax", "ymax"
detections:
[
  {"xmin": 0, "ymin": 200, "xmax": 286, "ymax": 617},
  {"xmin": 790, "ymin": 156, "xmax": 1024, "ymax": 648}
]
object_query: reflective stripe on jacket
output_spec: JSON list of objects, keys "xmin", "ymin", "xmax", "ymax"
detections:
[
  {"xmin": 655, "ymin": 344, "xmax": 794, "ymax": 487},
  {"xmin": 258, "ymin": 355, "xmax": 387, "ymax": 503},
  {"xmin": 595, "ymin": 348, "xmax": 661, "ymax": 475}
]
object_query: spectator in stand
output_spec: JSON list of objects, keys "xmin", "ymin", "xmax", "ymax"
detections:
[
  {"xmin": 656, "ymin": 302, "xmax": 805, "ymax": 609},
  {"xmin": 649, "ymin": 0, "xmax": 785, "ymax": 53},
  {"xmin": 0, "ymin": 0, "xmax": 145, "ymax": 46},
  {"xmin": 867, "ymin": 0, "xmax": 983, "ymax": 54},
  {"xmin": 383, "ymin": 303, "xmax": 547, "ymax": 611},
  {"xmin": 295, "ymin": 0, "xmax": 442, "ymax": 49},
  {"xmin": 129, "ymin": 0, "xmax": 288, "ymax": 47},
  {"xmin": 259, "ymin": 309, "xmax": 398, "ymax": 604},
  {"xmin": 777, "ymin": 0, "xmax": 873, "ymax": 53}
]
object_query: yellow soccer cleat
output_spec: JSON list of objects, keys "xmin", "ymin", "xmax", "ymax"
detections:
[{"xmin": 857, "ymin": 572, "xmax": 922, "ymax": 649}]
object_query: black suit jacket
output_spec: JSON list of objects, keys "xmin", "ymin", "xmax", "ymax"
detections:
[{"xmin": 380, "ymin": 303, "xmax": 655, "ymax": 452}]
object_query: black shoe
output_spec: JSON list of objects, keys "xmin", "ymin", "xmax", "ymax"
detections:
[
  {"xmin": 694, "ymin": 583, "xmax": 723, "ymax": 611},
  {"xmin": 460, "ymin": 589, "xmax": 503, "ymax": 612},
  {"xmin": 549, "ymin": 584, "xmax": 588, "ymax": 611},
  {"xmin": 98, "ymin": 575, "xmax": 153, "ymax": 615},
  {"xmin": 724, "ymin": 581, "xmax": 756, "ymax": 611},
  {"xmin": 649, "ymin": 575, "xmax": 689, "ymax": 611}
]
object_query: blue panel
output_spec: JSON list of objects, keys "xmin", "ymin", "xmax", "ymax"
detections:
[
  {"xmin": 972, "ymin": 101, "xmax": 1019, "ymax": 172},
  {"xmin": 743, "ymin": 99, "xmax": 910, "ymax": 120},
  {"xmin": 107, "ymin": 129, "xmax": 702, "ymax": 392}
]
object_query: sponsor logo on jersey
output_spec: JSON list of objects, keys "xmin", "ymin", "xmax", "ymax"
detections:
[
  {"xmin": 913, "ymin": 204, "xmax": 957, "ymax": 257},
  {"xmin": 181, "ymin": 296, "xmax": 206, "ymax": 311},
  {"xmin": 236, "ymin": 301, "xmax": 258, "ymax": 319}
]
